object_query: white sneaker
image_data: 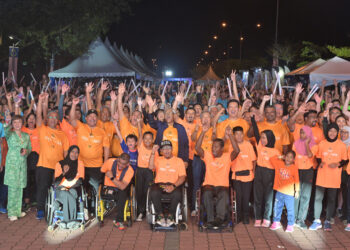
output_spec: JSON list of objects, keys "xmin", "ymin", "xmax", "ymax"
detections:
[
  {"xmin": 9, "ymin": 216, "xmax": 18, "ymax": 221},
  {"xmin": 191, "ymin": 210, "xmax": 197, "ymax": 217},
  {"xmin": 20, "ymin": 212, "xmax": 26, "ymax": 218},
  {"xmin": 136, "ymin": 213, "xmax": 143, "ymax": 222}
]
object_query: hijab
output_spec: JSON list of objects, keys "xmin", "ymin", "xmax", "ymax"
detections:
[
  {"xmin": 341, "ymin": 126, "xmax": 350, "ymax": 147},
  {"xmin": 261, "ymin": 130, "xmax": 275, "ymax": 148},
  {"xmin": 59, "ymin": 146, "xmax": 79, "ymax": 181},
  {"xmin": 294, "ymin": 125, "xmax": 316, "ymax": 156},
  {"xmin": 325, "ymin": 123, "xmax": 339, "ymax": 143}
]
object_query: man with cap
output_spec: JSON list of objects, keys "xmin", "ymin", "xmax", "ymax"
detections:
[
  {"xmin": 70, "ymin": 97, "xmax": 110, "ymax": 194},
  {"xmin": 148, "ymin": 140, "xmax": 186, "ymax": 227}
]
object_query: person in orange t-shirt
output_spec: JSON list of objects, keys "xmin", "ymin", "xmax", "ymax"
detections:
[
  {"xmin": 231, "ymin": 126, "xmax": 256, "ymax": 224},
  {"xmin": 36, "ymin": 93, "xmax": 69, "ymax": 220},
  {"xmin": 101, "ymin": 153, "xmax": 134, "ymax": 230},
  {"xmin": 269, "ymin": 152, "xmax": 299, "ymax": 232},
  {"xmin": 196, "ymin": 125, "xmax": 240, "ymax": 228},
  {"xmin": 148, "ymin": 140, "xmax": 186, "ymax": 227},
  {"xmin": 311, "ymin": 123, "xmax": 348, "ymax": 231},
  {"xmin": 54, "ymin": 146, "xmax": 85, "ymax": 224}
]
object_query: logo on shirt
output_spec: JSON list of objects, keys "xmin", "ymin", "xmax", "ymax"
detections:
[{"xmin": 279, "ymin": 168, "xmax": 290, "ymax": 180}]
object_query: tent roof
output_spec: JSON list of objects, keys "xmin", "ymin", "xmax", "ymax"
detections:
[
  {"xmin": 49, "ymin": 38, "xmax": 135, "ymax": 78},
  {"xmin": 197, "ymin": 66, "xmax": 222, "ymax": 81},
  {"xmin": 286, "ymin": 59, "xmax": 326, "ymax": 76},
  {"xmin": 310, "ymin": 57, "xmax": 350, "ymax": 85}
]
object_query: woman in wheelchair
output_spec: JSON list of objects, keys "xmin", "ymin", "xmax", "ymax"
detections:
[
  {"xmin": 53, "ymin": 146, "xmax": 85, "ymax": 228},
  {"xmin": 148, "ymin": 140, "xmax": 186, "ymax": 227},
  {"xmin": 195, "ymin": 125, "xmax": 239, "ymax": 228},
  {"xmin": 100, "ymin": 153, "xmax": 134, "ymax": 230}
]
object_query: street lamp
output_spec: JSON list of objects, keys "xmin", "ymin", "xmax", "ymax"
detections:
[
  {"xmin": 204, "ymin": 50, "xmax": 208, "ymax": 55},
  {"xmin": 213, "ymin": 35, "xmax": 218, "ymax": 40},
  {"xmin": 256, "ymin": 23, "xmax": 261, "ymax": 28},
  {"xmin": 221, "ymin": 22, "xmax": 227, "ymax": 28},
  {"xmin": 208, "ymin": 45, "xmax": 212, "ymax": 48},
  {"xmin": 165, "ymin": 70, "xmax": 173, "ymax": 77}
]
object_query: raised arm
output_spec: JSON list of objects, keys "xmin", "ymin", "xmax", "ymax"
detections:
[
  {"xmin": 148, "ymin": 145, "xmax": 159, "ymax": 171},
  {"xmin": 36, "ymin": 93, "xmax": 47, "ymax": 127},
  {"xmin": 97, "ymin": 81, "xmax": 108, "ymax": 112},
  {"xmin": 195, "ymin": 126, "xmax": 209, "ymax": 159},
  {"xmin": 69, "ymin": 97, "xmax": 80, "ymax": 128},
  {"xmin": 117, "ymin": 83, "xmax": 126, "ymax": 121},
  {"xmin": 293, "ymin": 83, "xmax": 303, "ymax": 110},
  {"xmin": 59, "ymin": 84, "xmax": 69, "ymax": 121},
  {"xmin": 225, "ymin": 126, "xmax": 240, "ymax": 161},
  {"xmin": 85, "ymin": 82, "xmax": 94, "ymax": 110},
  {"xmin": 287, "ymin": 103, "xmax": 306, "ymax": 132},
  {"xmin": 259, "ymin": 95, "xmax": 271, "ymax": 117},
  {"xmin": 6, "ymin": 93, "xmax": 13, "ymax": 113},
  {"xmin": 231, "ymin": 70, "xmax": 239, "ymax": 101},
  {"xmin": 343, "ymin": 91, "xmax": 350, "ymax": 119}
]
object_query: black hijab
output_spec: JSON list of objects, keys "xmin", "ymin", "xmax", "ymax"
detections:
[
  {"xmin": 59, "ymin": 146, "xmax": 80, "ymax": 181},
  {"xmin": 325, "ymin": 123, "xmax": 339, "ymax": 143},
  {"xmin": 262, "ymin": 130, "xmax": 276, "ymax": 148}
]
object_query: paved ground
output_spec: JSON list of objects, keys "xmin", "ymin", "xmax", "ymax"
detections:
[{"xmin": 0, "ymin": 210, "xmax": 350, "ymax": 250}]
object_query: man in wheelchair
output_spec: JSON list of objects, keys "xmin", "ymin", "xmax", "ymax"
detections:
[
  {"xmin": 148, "ymin": 140, "xmax": 186, "ymax": 227},
  {"xmin": 53, "ymin": 146, "xmax": 85, "ymax": 229},
  {"xmin": 195, "ymin": 126, "xmax": 239, "ymax": 228},
  {"xmin": 100, "ymin": 153, "xmax": 134, "ymax": 230}
]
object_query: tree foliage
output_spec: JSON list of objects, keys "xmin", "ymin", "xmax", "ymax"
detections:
[
  {"xmin": 327, "ymin": 45, "xmax": 350, "ymax": 58},
  {"xmin": 266, "ymin": 42, "xmax": 298, "ymax": 66}
]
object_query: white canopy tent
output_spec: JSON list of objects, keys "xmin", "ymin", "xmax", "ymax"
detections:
[
  {"xmin": 286, "ymin": 58, "xmax": 326, "ymax": 76},
  {"xmin": 310, "ymin": 57, "xmax": 350, "ymax": 86},
  {"xmin": 49, "ymin": 38, "xmax": 135, "ymax": 78}
]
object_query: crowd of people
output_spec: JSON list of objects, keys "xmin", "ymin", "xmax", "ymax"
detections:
[{"xmin": 0, "ymin": 71, "xmax": 349, "ymax": 233}]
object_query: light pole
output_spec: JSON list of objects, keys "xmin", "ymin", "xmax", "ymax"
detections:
[
  {"xmin": 239, "ymin": 31, "xmax": 244, "ymax": 62},
  {"xmin": 8, "ymin": 35, "xmax": 20, "ymax": 85},
  {"xmin": 273, "ymin": 0, "xmax": 280, "ymax": 66}
]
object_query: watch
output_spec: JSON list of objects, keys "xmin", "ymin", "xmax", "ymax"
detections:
[{"xmin": 110, "ymin": 177, "xmax": 115, "ymax": 181}]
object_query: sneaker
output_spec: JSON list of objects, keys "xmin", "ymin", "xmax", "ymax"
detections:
[
  {"xmin": 0, "ymin": 208, "xmax": 7, "ymax": 214},
  {"xmin": 23, "ymin": 203, "xmax": 31, "ymax": 212},
  {"xmin": 345, "ymin": 224, "xmax": 350, "ymax": 231},
  {"xmin": 113, "ymin": 221, "xmax": 125, "ymax": 230},
  {"xmin": 285, "ymin": 225, "xmax": 294, "ymax": 233},
  {"xmin": 309, "ymin": 220, "xmax": 322, "ymax": 230},
  {"xmin": 167, "ymin": 215, "xmax": 175, "ymax": 227},
  {"xmin": 155, "ymin": 215, "xmax": 166, "ymax": 227},
  {"xmin": 324, "ymin": 220, "xmax": 332, "ymax": 231},
  {"xmin": 9, "ymin": 216, "xmax": 18, "ymax": 221},
  {"xmin": 336, "ymin": 208, "xmax": 343, "ymax": 218},
  {"xmin": 261, "ymin": 219, "xmax": 271, "ymax": 228},
  {"xmin": 36, "ymin": 210, "xmax": 44, "ymax": 220},
  {"xmin": 254, "ymin": 219, "xmax": 261, "ymax": 227},
  {"xmin": 20, "ymin": 212, "xmax": 26, "ymax": 218},
  {"xmin": 136, "ymin": 213, "xmax": 143, "ymax": 222},
  {"xmin": 330, "ymin": 218, "xmax": 335, "ymax": 225},
  {"xmin": 191, "ymin": 210, "xmax": 197, "ymax": 217},
  {"xmin": 297, "ymin": 220, "xmax": 308, "ymax": 229},
  {"xmin": 270, "ymin": 221, "xmax": 282, "ymax": 230}
]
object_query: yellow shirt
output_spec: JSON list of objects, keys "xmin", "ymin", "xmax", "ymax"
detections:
[{"xmin": 163, "ymin": 126, "xmax": 179, "ymax": 157}]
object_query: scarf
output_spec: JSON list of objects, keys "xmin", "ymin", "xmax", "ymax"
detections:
[
  {"xmin": 294, "ymin": 125, "xmax": 316, "ymax": 155},
  {"xmin": 341, "ymin": 126, "xmax": 350, "ymax": 147},
  {"xmin": 325, "ymin": 123, "xmax": 339, "ymax": 143},
  {"xmin": 262, "ymin": 129, "xmax": 275, "ymax": 148},
  {"xmin": 59, "ymin": 145, "xmax": 79, "ymax": 181}
]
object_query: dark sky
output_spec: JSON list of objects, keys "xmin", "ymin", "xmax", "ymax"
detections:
[{"xmin": 107, "ymin": 0, "xmax": 350, "ymax": 76}]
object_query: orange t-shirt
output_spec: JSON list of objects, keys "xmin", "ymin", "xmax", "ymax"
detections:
[
  {"xmin": 177, "ymin": 119, "xmax": 196, "ymax": 160},
  {"xmin": 101, "ymin": 158, "xmax": 134, "ymax": 188},
  {"xmin": 194, "ymin": 128, "xmax": 213, "ymax": 154},
  {"xmin": 120, "ymin": 116, "xmax": 138, "ymax": 140},
  {"xmin": 97, "ymin": 120, "xmax": 116, "ymax": 145},
  {"xmin": 231, "ymin": 140, "xmax": 256, "ymax": 182},
  {"xmin": 270, "ymin": 156, "xmax": 299, "ymax": 196},
  {"xmin": 138, "ymin": 142, "xmax": 158, "ymax": 168},
  {"xmin": 292, "ymin": 123, "xmax": 304, "ymax": 142},
  {"xmin": 202, "ymin": 151, "xmax": 231, "ymax": 187},
  {"xmin": 143, "ymin": 123, "xmax": 157, "ymax": 138},
  {"xmin": 217, "ymin": 118, "xmax": 249, "ymax": 152},
  {"xmin": 256, "ymin": 143, "xmax": 281, "ymax": 169},
  {"xmin": 22, "ymin": 127, "xmax": 40, "ymax": 154},
  {"xmin": 154, "ymin": 156, "xmax": 186, "ymax": 184},
  {"xmin": 257, "ymin": 121, "xmax": 290, "ymax": 153},
  {"xmin": 37, "ymin": 125, "xmax": 69, "ymax": 170},
  {"xmin": 292, "ymin": 144, "xmax": 318, "ymax": 170},
  {"xmin": 311, "ymin": 126, "xmax": 325, "ymax": 144},
  {"xmin": 60, "ymin": 118, "xmax": 77, "ymax": 146},
  {"xmin": 316, "ymin": 139, "xmax": 348, "ymax": 188},
  {"xmin": 75, "ymin": 121, "xmax": 110, "ymax": 168},
  {"xmin": 163, "ymin": 126, "xmax": 179, "ymax": 157},
  {"xmin": 54, "ymin": 160, "xmax": 85, "ymax": 186},
  {"xmin": 111, "ymin": 135, "xmax": 123, "ymax": 157}
]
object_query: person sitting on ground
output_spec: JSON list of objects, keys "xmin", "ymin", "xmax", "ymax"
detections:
[{"xmin": 148, "ymin": 140, "xmax": 186, "ymax": 227}]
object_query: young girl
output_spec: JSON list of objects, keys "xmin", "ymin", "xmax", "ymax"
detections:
[{"xmin": 269, "ymin": 151, "xmax": 300, "ymax": 232}]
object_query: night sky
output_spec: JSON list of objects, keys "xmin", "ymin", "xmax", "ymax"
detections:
[{"xmin": 107, "ymin": 0, "xmax": 350, "ymax": 76}]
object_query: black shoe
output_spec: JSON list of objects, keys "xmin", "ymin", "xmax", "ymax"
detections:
[
  {"xmin": 243, "ymin": 216, "xmax": 249, "ymax": 225},
  {"xmin": 206, "ymin": 221, "xmax": 215, "ymax": 228},
  {"xmin": 214, "ymin": 218, "xmax": 225, "ymax": 227},
  {"xmin": 298, "ymin": 220, "xmax": 308, "ymax": 229}
]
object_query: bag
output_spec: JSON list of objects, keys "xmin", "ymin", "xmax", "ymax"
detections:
[{"xmin": 235, "ymin": 170, "xmax": 250, "ymax": 176}]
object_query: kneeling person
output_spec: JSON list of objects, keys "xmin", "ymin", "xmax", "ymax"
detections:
[
  {"xmin": 195, "ymin": 125, "xmax": 240, "ymax": 228},
  {"xmin": 149, "ymin": 140, "xmax": 186, "ymax": 227},
  {"xmin": 101, "ymin": 153, "xmax": 134, "ymax": 230}
]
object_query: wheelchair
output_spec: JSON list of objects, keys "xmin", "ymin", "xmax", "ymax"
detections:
[
  {"xmin": 146, "ymin": 184, "xmax": 188, "ymax": 231},
  {"xmin": 45, "ymin": 185, "xmax": 87, "ymax": 232},
  {"xmin": 196, "ymin": 186, "xmax": 237, "ymax": 232},
  {"xmin": 95, "ymin": 183, "xmax": 136, "ymax": 227}
]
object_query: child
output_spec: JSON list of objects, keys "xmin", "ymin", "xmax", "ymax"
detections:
[{"xmin": 269, "ymin": 151, "xmax": 300, "ymax": 233}]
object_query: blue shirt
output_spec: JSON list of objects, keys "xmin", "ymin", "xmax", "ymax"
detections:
[
  {"xmin": 217, "ymin": 98, "xmax": 228, "ymax": 108},
  {"xmin": 121, "ymin": 140, "xmax": 138, "ymax": 171}
]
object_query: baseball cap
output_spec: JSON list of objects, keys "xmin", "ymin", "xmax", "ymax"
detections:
[
  {"xmin": 86, "ymin": 109, "xmax": 98, "ymax": 117},
  {"xmin": 160, "ymin": 140, "xmax": 172, "ymax": 149}
]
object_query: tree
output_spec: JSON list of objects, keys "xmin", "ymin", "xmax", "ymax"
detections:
[
  {"xmin": 327, "ymin": 45, "xmax": 350, "ymax": 58},
  {"xmin": 297, "ymin": 41, "xmax": 329, "ymax": 67},
  {"xmin": 267, "ymin": 42, "xmax": 298, "ymax": 66}
]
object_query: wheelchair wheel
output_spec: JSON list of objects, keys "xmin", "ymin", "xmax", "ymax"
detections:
[
  {"xmin": 146, "ymin": 188, "xmax": 153, "ymax": 224},
  {"xmin": 182, "ymin": 187, "xmax": 188, "ymax": 223},
  {"xmin": 45, "ymin": 187, "xmax": 55, "ymax": 226},
  {"xmin": 131, "ymin": 185, "xmax": 137, "ymax": 221},
  {"xmin": 96, "ymin": 185, "xmax": 104, "ymax": 225},
  {"xmin": 230, "ymin": 188, "xmax": 237, "ymax": 224}
]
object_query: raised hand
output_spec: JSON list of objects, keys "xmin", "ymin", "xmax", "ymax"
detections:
[
  {"xmin": 314, "ymin": 93, "xmax": 322, "ymax": 103},
  {"xmin": 230, "ymin": 70, "xmax": 236, "ymax": 82},
  {"xmin": 196, "ymin": 85, "xmax": 202, "ymax": 93},
  {"xmin": 38, "ymin": 93, "xmax": 46, "ymax": 101},
  {"xmin": 118, "ymin": 83, "xmax": 126, "ymax": 96},
  {"xmin": 295, "ymin": 83, "xmax": 303, "ymax": 94},
  {"xmin": 341, "ymin": 84, "xmax": 346, "ymax": 93},
  {"xmin": 142, "ymin": 85, "xmax": 150, "ymax": 95},
  {"xmin": 101, "ymin": 81, "xmax": 109, "ymax": 91},
  {"xmin": 86, "ymin": 82, "xmax": 94, "ymax": 93},
  {"xmin": 61, "ymin": 84, "xmax": 70, "ymax": 95},
  {"xmin": 137, "ymin": 97, "xmax": 143, "ymax": 106},
  {"xmin": 72, "ymin": 97, "xmax": 80, "ymax": 105},
  {"xmin": 263, "ymin": 95, "xmax": 271, "ymax": 102},
  {"xmin": 225, "ymin": 125, "xmax": 232, "ymax": 138},
  {"xmin": 152, "ymin": 144, "xmax": 159, "ymax": 153},
  {"xmin": 298, "ymin": 103, "xmax": 307, "ymax": 113},
  {"xmin": 110, "ymin": 91, "xmax": 117, "ymax": 101}
]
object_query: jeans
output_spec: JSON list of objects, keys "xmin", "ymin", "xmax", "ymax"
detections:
[
  {"xmin": 254, "ymin": 166, "xmax": 275, "ymax": 220},
  {"xmin": 36, "ymin": 167, "xmax": 54, "ymax": 211},
  {"xmin": 113, "ymin": 188, "xmax": 128, "ymax": 222},
  {"xmin": 192, "ymin": 155, "xmax": 205, "ymax": 211},
  {"xmin": 294, "ymin": 168, "xmax": 313, "ymax": 222},
  {"xmin": 273, "ymin": 191, "xmax": 295, "ymax": 225},
  {"xmin": 0, "ymin": 167, "xmax": 7, "ymax": 208},
  {"xmin": 136, "ymin": 167, "xmax": 154, "ymax": 214},
  {"xmin": 84, "ymin": 167, "xmax": 103, "ymax": 194},
  {"xmin": 149, "ymin": 183, "xmax": 182, "ymax": 216},
  {"xmin": 202, "ymin": 185, "xmax": 229, "ymax": 222},
  {"xmin": 233, "ymin": 180, "xmax": 252, "ymax": 220},
  {"xmin": 314, "ymin": 186, "xmax": 337, "ymax": 221},
  {"xmin": 23, "ymin": 151, "xmax": 39, "ymax": 201}
]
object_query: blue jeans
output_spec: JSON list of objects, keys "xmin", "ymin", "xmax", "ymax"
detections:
[
  {"xmin": 273, "ymin": 191, "xmax": 295, "ymax": 225},
  {"xmin": 192, "ymin": 155, "xmax": 205, "ymax": 211}
]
